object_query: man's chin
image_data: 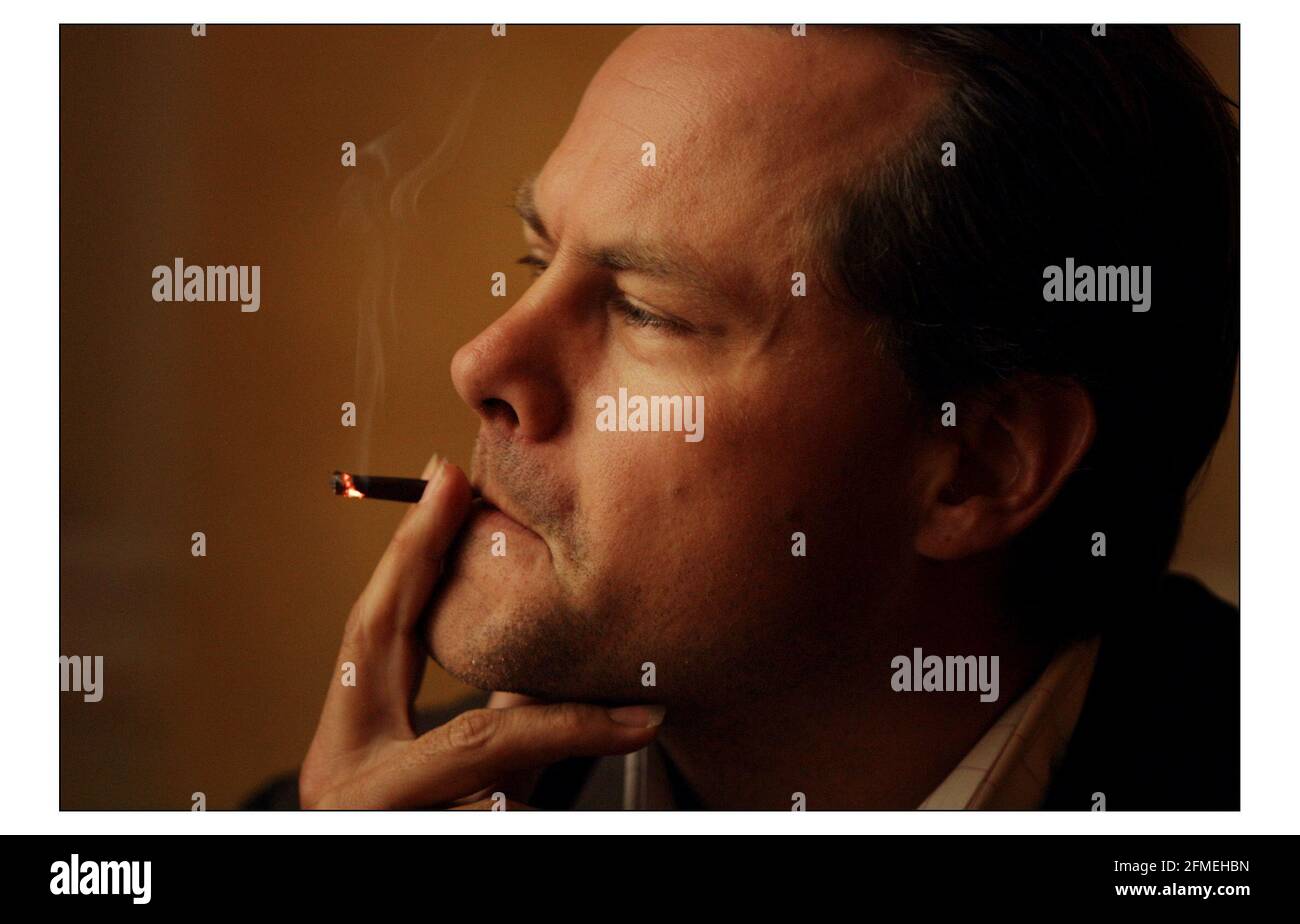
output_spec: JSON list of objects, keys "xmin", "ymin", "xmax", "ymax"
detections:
[
  {"xmin": 421, "ymin": 539, "xmax": 591, "ymax": 696},
  {"xmin": 420, "ymin": 505, "xmax": 533, "ymax": 676},
  {"xmin": 422, "ymin": 569, "xmax": 515, "ymax": 691}
]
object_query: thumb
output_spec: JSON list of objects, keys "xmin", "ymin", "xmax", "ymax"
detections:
[{"xmin": 372, "ymin": 702, "xmax": 666, "ymax": 808}]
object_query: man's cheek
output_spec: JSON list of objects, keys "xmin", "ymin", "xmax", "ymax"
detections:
[{"xmin": 574, "ymin": 381, "xmax": 759, "ymax": 545}]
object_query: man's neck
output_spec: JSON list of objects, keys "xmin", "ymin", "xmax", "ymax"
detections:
[{"xmin": 655, "ymin": 590, "xmax": 1054, "ymax": 810}]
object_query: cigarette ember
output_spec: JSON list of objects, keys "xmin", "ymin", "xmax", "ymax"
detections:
[{"xmin": 331, "ymin": 471, "xmax": 427, "ymax": 503}]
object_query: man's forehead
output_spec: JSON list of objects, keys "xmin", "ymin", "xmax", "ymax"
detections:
[
  {"xmin": 591, "ymin": 26, "xmax": 942, "ymax": 171},
  {"xmin": 529, "ymin": 26, "xmax": 945, "ymax": 296}
]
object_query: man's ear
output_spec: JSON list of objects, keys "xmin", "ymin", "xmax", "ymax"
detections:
[{"xmin": 914, "ymin": 376, "xmax": 1096, "ymax": 561}]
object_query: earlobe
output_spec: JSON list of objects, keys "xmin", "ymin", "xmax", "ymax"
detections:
[{"xmin": 914, "ymin": 377, "xmax": 1096, "ymax": 562}]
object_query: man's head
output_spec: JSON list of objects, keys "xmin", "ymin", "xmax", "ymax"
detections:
[{"xmin": 424, "ymin": 25, "xmax": 1238, "ymax": 710}]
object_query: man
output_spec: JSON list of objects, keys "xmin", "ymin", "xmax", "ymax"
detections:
[{"xmin": 289, "ymin": 25, "xmax": 1238, "ymax": 810}]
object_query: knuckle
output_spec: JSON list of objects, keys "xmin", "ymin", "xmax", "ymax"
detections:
[
  {"xmin": 443, "ymin": 709, "xmax": 500, "ymax": 753},
  {"xmin": 297, "ymin": 767, "xmax": 328, "ymax": 809},
  {"xmin": 547, "ymin": 702, "xmax": 590, "ymax": 738},
  {"xmin": 342, "ymin": 603, "xmax": 368, "ymax": 640},
  {"xmin": 344, "ymin": 598, "xmax": 394, "ymax": 643},
  {"xmin": 297, "ymin": 745, "xmax": 348, "ymax": 810}
]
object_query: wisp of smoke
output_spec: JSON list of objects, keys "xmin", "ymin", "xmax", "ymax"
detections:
[{"xmin": 337, "ymin": 27, "xmax": 500, "ymax": 472}]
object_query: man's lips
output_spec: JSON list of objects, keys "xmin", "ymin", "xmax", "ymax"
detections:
[{"xmin": 471, "ymin": 485, "xmax": 540, "ymax": 539}]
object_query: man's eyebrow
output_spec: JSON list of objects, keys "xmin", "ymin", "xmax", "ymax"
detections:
[
  {"xmin": 513, "ymin": 176, "xmax": 726, "ymax": 300},
  {"xmin": 513, "ymin": 176, "xmax": 550, "ymax": 241},
  {"xmin": 574, "ymin": 241, "xmax": 722, "ymax": 298}
]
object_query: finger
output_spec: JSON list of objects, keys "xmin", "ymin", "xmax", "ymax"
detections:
[
  {"xmin": 353, "ymin": 703, "xmax": 665, "ymax": 809},
  {"xmin": 356, "ymin": 456, "xmax": 471, "ymax": 633},
  {"xmin": 487, "ymin": 691, "xmax": 542, "ymax": 709},
  {"xmin": 320, "ymin": 456, "xmax": 472, "ymax": 745},
  {"xmin": 486, "ymin": 691, "xmax": 549, "ymax": 800}
]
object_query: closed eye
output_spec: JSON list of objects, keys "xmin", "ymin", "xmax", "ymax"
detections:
[
  {"xmin": 517, "ymin": 254, "xmax": 550, "ymax": 278},
  {"xmin": 515, "ymin": 254, "xmax": 690, "ymax": 335},
  {"xmin": 607, "ymin": 293, "xmax": 683, "ymax": 332}
]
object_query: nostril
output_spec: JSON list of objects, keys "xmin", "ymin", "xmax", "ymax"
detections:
[{"xmin": 481, "ymin": 397, "xmax": 519, "ymax": 428}]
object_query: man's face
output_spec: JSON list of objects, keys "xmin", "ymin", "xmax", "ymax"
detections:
[{"xmin": 426, "ymin": 26, "xmax": 944, "ymax": 709}]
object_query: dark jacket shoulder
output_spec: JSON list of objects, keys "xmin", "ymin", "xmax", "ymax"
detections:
[{"xmin": 1042, "ymin": 572, "xmax": 1239, "ymax": 810}]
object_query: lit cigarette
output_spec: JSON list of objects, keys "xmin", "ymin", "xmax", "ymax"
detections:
[
  {"xmin": 331, "ymin": 471, "xmax": 428, "ymax": 503},
  {"xmin": 331, "ymin": 470, "xmax": 481, "ymax": 504}
]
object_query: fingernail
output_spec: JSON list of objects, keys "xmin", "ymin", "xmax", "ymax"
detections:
[
  {"xmin": 421, "ymin": 457, "xmax": 447, "ymax": 502},
  {"xmin": 607, "ymin": 705, "xmax": 666, "ymax": 728}
]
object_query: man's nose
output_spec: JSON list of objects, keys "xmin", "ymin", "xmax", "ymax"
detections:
[{"xmin": 450, "ymin": 301, "xmax": 567, "ymax": 442}]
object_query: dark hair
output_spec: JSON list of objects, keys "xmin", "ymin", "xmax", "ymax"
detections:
[{"xmin": 814, "ymin": 26, "xmax": 1239, "ymax": 638}]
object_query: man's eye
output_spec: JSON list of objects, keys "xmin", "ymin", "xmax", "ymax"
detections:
[
  {"xmin": 517, "ymin": 254, "xmax": 687, "ymax": 335},
  {"xmin": 607, "ymin": 294, "xmax": 684, "ymax": 334},
  {"xmin": 517, "ymin": 254, "xmax": 549, "ymax": 278}
]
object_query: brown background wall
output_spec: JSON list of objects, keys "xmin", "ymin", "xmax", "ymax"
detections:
[{"xmin": 59, "ymin": 25, "xmax": 1238, "ymax": 809}]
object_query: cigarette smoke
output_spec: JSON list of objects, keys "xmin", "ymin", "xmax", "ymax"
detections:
[{"xmin": 338, "ymin": 27, "xmax": 497, "ymax": 473}]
